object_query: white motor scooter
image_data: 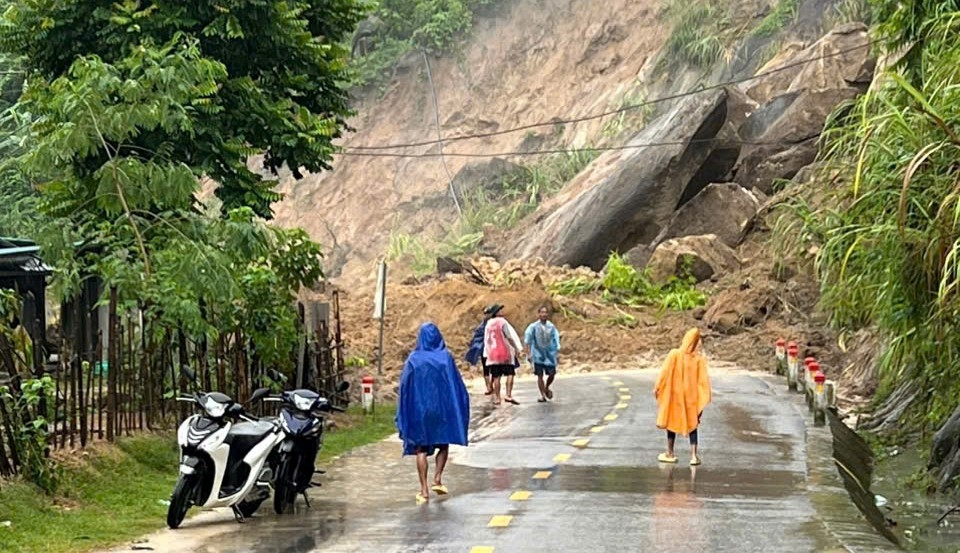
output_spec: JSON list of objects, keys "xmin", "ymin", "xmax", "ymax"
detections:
[{"xmin": 167, "ymin": 369, "xmax": 282, "ymax": 529}]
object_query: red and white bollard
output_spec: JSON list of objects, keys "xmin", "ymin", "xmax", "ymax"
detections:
[
  {"xmin": 775, "ymin": 338, "xmax": 787, "ymax": 376},
  {"xmin": 786, "ymin": 343, "xmax": 800, "ymax": 391},
  {"xmin": 361, "ymin": 375, "xmax": 375, "ymax": 414},
  {"xmin": 806, "ymin": 361, "xmax": 820, "ymax": 411},
  {"xmin": 813, "ymin": 372, "xmax": 827, "ymax": 427}
]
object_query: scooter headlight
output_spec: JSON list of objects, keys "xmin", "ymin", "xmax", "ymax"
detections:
[
  {"xmin": 292, "ymin": 393, "xmax": 315, "ymax": 411},
  {"xmin": 203, "ymin": 396, "xmax": 227, "ymax": 418}
]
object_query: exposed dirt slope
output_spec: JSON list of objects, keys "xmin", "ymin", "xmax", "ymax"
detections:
[{"xmin": 272, "ymin": 0, "xmax": 669, "ymax": 285}]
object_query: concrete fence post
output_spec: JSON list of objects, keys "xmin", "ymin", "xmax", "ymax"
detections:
[
  {"xmin": 825, "ymin": 380, "xmax": 837, "ymax": 409},
  {"xmin": 813, "ymin": 373, "xmax": 827, "ymax": 427},
  {"xmin": 807, "ymin": 361, "xmax": 820, "ymax": 412},
  {"xmin": 775, "ymin": 338, "xmax": 786, "ymax": 376},
  {"xmin": 786, "ymin": 342, "xmax": 799, "ymax": 392}
]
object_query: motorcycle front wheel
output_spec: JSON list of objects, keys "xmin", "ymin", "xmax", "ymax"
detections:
[
  {"xmin": 273, "ymin": 455, "xmax": 298, "ymax": 514},
  {"xmin": 167, "ymin": 474, "xmax": 200, "ymax": 529}
]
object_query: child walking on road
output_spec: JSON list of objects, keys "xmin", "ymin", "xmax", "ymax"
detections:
[{"xmin": 654, "ymin": 328, "xmax": 712, "ymax": 466}]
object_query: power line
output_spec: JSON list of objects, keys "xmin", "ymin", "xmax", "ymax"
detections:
[
  {"xmin": 344, "ymin": 42, "xmax": 873, "ymax": 152},
  {"xmin": 336, "ymin": 136, "xmax": 813, "ymax": 159}
]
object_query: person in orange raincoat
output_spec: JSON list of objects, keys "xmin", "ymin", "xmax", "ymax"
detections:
[{"xmin": 654, "ymin": 328, "xmax": 712, "ymax": 465}]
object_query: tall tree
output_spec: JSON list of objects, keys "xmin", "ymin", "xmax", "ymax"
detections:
[{"xmin": 0, "ymin": 0, "xmax": 366, "ymax": 219}]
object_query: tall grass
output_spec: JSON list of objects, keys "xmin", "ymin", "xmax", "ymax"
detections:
[
  {"xmin": 460, "ymin": 149, "xmax": 598, "ymax": 234},
  {"xmin": 661, "ymin": 0, "xmax": 731, "ymax": 68},
  {"xmin": 780, "ymin": 11, "xmax": 960, "ymax": 427},
  {"xmin": 750, "ymin": 0, "xmax": 799, "ymax": 39}
]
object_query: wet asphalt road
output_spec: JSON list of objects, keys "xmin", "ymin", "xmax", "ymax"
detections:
[{"xmin": 110, "ymin": 371, "xmax": 890, "ymax": 553}]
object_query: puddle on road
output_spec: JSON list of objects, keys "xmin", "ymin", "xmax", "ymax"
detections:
[{"xmin": 721, "ymin": 403, "xmax": 795, "ymax": 463}]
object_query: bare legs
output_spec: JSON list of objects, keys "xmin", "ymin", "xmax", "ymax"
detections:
[
  {"xmin": 434, "ymin": 445, "xmax": 449, "ymax": 487},
  {"xmin": 416, "ymin": 450, "xmax": 429, "ymax": 498},
  {"xmin": 415, "ymin": 445, "xmax": 451, "ymax": 503}
]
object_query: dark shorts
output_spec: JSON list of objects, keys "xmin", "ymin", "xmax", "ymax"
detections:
[
  {"xmin": 489, "ymin": 364, "xmax": 515, "ymax": 378},
  {"xmin": 482, "ymin": 358, "xmax": 490, "ymax": 377},
  {"xmin": 534, "ymin": 363, "xmax": 556, "ymax": 376},
  {"xmin": 404, "ymin": 443, "xmax": 449, "ymax": 456}
]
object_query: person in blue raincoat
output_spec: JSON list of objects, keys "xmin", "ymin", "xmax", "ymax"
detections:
[
  {"xmin": 465, "ymin": 305, "xmax": 494, "ymax": 395},
  {"xmin": 397, "ymin": 323, "xmax": 470, "ymax": 504}
]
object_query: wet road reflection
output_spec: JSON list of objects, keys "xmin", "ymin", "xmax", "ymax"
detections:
[{"xmin": 106, "ymin": 371, "xmax": 897, "ymax": 553}]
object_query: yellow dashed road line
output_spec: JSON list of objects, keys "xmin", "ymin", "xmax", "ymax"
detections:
[
  {"xmin": 470, "ymin": 548, "xmax": 495, "ymax": 553},
  {"xmin": 488, "ymin": 515, "xmax": 513, "ymax": 528},
  {"xmin": 553, "ymin": 453, "xmax": 572, "ymax": 463},
  {"xmin": 615, "ymin": 402, "xmax": 628, "ymax": 409},
  {"xmin": 620, "ymin": 395, "xmax": 632, "ymax": 401},
  {"xmin": 590, "ymin": 425, "xmax": 606, "ymax": 433},
  {"xmin": 618, "ymin": 387, "xmax": 630, "ymax": 392},
  {"xmin": 532, "ymin": 470, "xmax": 553, "ymax": 479},
  {"xmin": 572, "ymin": 438, "xmax": 590, "ymax": 447},
  {"xmin": 510, "ymin": 490, "xmax": 532, "ymax": 501},
  {"xmin": 613, "ymin": 380, "xmax": 624, "ymax": 386},
  {"xmin": 604, "ymin": 414, "xmax": 618, "ymax": 421}
]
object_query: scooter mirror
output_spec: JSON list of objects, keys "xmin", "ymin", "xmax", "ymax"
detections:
[
  {"xmin": 248, "ymin": 387, "xmax": 270, "ymax": 403},
  {"xmin": 337, "ymin": 381, "xmax": 350, "ymax": 393},
  {"xmin": 180, "ymin": 365, "xmax": 197, "ymax": 382},
  {"xmin": 227, "ymin": 403, "xmax": 243, "ymax": 416}
]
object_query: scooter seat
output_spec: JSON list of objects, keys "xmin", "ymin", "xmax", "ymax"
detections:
[{"xmin": 231, "ymin": 420, "xmax": 277, "ymax": 439}]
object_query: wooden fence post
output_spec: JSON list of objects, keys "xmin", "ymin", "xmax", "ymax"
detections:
[{"xmin": 106, "ymin": 287, "xmax": 118, "ymax": 442}]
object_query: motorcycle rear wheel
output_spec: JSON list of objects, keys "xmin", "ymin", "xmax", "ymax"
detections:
[{"xmin": 167, "ymin": 474, "xmax": 199, "ymax": 529}]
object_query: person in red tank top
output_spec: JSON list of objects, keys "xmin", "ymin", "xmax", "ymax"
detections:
[{"xmin": 482, "ymin": 304, "xmax": 524, "ymax": 405}]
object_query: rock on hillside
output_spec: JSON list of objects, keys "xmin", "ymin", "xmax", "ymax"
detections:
[{"xmin": 507, "ymin": 87, "xmax": 752, "ymax": 270}]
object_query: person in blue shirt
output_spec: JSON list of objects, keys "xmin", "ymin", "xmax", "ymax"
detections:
[{"xmin": 523, "ymin": 306, "xmax": 561, "ymax": 402}]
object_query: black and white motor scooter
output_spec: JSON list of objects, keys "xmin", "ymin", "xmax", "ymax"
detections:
[
  {"xmin": 264, "ymin": 381, "xmax": 349, "ymax": 514},
  {"xmin": 167, "ymin": 369, "xmax": 281, "ymax": 529}
]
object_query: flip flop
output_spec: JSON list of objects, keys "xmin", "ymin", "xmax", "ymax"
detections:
[
  {"xmin": 431, "ymin": 484, "xmax": 449, "ymax": 495},
  {"xmin": 537, "ymin": 397, "xmax": 547, "ymax": 403},
  {"xmin": 505, "ymin": 397, "xmax": 520, "ymax": 405},
  {"xmin": 416, "ymin": 493, "xmax": 428, "ymax": 504},
  {"xmin": 546, "ymin": 389, "xmax": 554, "ymax": 400},
  {"xmin": 484, "ymin": 390, "xmax": 493, "ymax": 395},
  {"xmin": 690, "ymin": 457, "xmax": 702, "ymax": 466},
  {"xmin": 657, "ymin": 453, "xmax": 678, "ymax": 464}
]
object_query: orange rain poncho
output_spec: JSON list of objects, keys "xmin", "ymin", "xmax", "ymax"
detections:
[{"xmin": 654, "ymin": 328, "xmax": 712, "ymax": 436}]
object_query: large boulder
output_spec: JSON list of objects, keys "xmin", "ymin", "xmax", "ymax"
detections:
[
  {"xmin": 733, "ymin": 24, "xmax": 875, "ymax": 194},
  {"xmin": 508, "ymin": 87, "xmax": 748, "ymax": 269},
  {"xmin": 646, "ymin": 234, "xmax": 740, "ymax": 284},
  {"xmin": 742, "ymin": 23, "xmax": 875, "ymax": 105},
  {"xmin": 651, "ymin": 183, "xmax": 760, "ymax": 248},
  {"xmin": 735, "ymin": 138, "xmax": 819, "ymax": 194},
  {"xmin": 451, "ymin": 158, "xmax": 524, "ymax": 198}
]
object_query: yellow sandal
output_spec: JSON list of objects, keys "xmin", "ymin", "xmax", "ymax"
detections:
[
  {"xmin": 657, "ymin": 453, "xmax": 678, "ymax": 464},
  {"xmin": 416, "ymin": 493, "xmax": 428, "ymax": 504},
  {"xmin": 431, "ymin": 484, "xmax": 449, "ymax": 495}
]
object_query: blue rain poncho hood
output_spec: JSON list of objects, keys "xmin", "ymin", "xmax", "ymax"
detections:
[{"xmin": 396, "ymin": 323, "xmax": 470, "ymax": 455}]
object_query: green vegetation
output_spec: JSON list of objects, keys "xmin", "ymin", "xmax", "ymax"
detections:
[
  {"xmin": 461, "ymin": 150, "xmax": 598, "ymax": 234},
  {"xmin": 348, "ymin": 0, "xmax": 500, "ymax": 90},
  {"xmin": 550, "ymin": 253, "xmax": 707, "ymax": 313},
  {"xmin": 660, "ymin": 0, "xmax": 732, "ymax": 69},
  {"xmin": 0, "ymin": 407, "xmax": 398, "ymax": 553},
  {"xmin": 599, "ymin": 81, "xmax": 655, "ymax": 142},
  {"xmin": 0, "ymin": 0, "xmax": 363, "ymax": 373},
  {"xmin": 0, "ymin": 435, "xmax": 179, "ymax": 553},
  {"xmin": 320, "ymin": 403, "xmax": 398, "ymax": 461},
  {"xmin": 750, "ymin": 0, "xmax": 799, "ymax": 39},
  {"xmin": 387, "ymin": 150, "xmax": 598, "ymax": 275},
  {"xmin": 780, "ymin": 4, "xmax": 960, "ymax": 428}
]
